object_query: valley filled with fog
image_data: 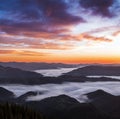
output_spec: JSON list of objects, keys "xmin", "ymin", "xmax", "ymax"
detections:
[
  {"xmin": 1, "ymin": 66, "xmax": 120, "ymax": 102},
  {"xmin": 34, "ymin": 67, "xmax": 79, "ymax": 77},
  {"xmin": 1, "ymin": 81, "xmax": 120, "ymax": 103},
  {"xmin": 0, "ymin": 65, "xmax": 120, "ymax": 119},
  {"xmin": 34, "ymin": 67, "xmax": 120, "ymax": 79}
]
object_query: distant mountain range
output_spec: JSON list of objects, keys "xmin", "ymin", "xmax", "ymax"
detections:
[
  {"xmin": 0, "ymin": 65, "xmax": 43, "ymax": 84},
  {"xmin": 0, "ymin": 62, "xmax": 79, "ymax": 71},
  {"xmin": 0, "ymin": 65, "xmax": 120, "ymax": 84},
  {"xmin": 63, "ymin": 65, "xmax": 120, "ymax": 76}
]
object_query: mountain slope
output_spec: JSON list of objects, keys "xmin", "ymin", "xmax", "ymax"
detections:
[
  {"xmin": 0, "ymin": 65, "xmax": 43, "ymax": 84},
  {"xmin": 0, "ymin": 87, "xmax": 14, "ymax": 102},
  {"xmin": 64, "ymin": 65, "xmax": 120, "ymax": 76},
  {"xmin": 25, "ymin": 95, "xmax": 107, "ymax": 119},
  {"xmin": 86, "ymin": 90, "xmax": 120, "ymax": 118}
]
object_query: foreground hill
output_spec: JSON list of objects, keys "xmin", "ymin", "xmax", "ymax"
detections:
[
  {"xmin": 64, "ymin": 65, "xmax": 120, "ymax": 76},
  {"xmin": 25, "ymin": 90, "xmax": 120, "ymax": 119},
  {"xmin": 85, "ymin": 90, "xmax": 120, "ymax": 119},
  {"xmin": 25, "ymin": 95, "xmax": 107, "ymax": 119},
  {"xmin": 0, "ymin": 87, "xmax": 120, "ymax": 119}
]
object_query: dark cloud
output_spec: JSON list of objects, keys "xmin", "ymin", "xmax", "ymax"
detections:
[
  {"xmin": 0, "ymin": 0, "xmax": 84, "ymax": 34},
  {"xmin": 34, "ymin": 0, "xmax": 84, "ymax": 25},
  {"xmin": 79, "ymin": 0, "xmax": 114, "ymax": 17}
]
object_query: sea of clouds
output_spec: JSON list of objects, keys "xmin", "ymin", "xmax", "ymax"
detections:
[
  {"xmin": 34, "ymin": 67, "xmax": 120, "ymax": 80},
  {"xmin": 1, "ymin": 81, "xmax": 120, "ymax": 102}
]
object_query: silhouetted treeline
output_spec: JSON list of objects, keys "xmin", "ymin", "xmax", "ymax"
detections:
[{"xmin": 0, "ymin": 103, "xmax": 43, "ymax": 119}]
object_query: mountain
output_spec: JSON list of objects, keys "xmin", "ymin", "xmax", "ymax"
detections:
[
  {"xmin": 85, "ymin": 90, "xmax": 120, "ymax": 119},
  {"xmin": 0, "ymin": 88, "xmax": 119, "ymax": 119},
  {"xmin": 0, "ymin": 65, "xmax": 119, "ymax": 85},
  {"xmin": 0, "ymin": 65, "xmax": 120, "ymax": 85},
  {"xmin": 17, "ymin": 91, "xmax": 43, "ymax": 103},
  {"xmin": 59, "ymin": 75, "xmax": 120, "ymax": 82},
  {"xmin": 0, "ymin": 65, "xmax": 43, "ymax": 84},
  {"xmin": 64, "ymin": 65, "xmax": 120, "ymax": 76},
  {"xmin": 65, "ymin": 103, "xmax": 108, "ymax": 119},
  {"xmin": 86, "ymin": 90, "xmax": 113, "ymax": 100},
  {"xmin": 0, "ymin": 62, "xmax": 78, "ymax": 71},
  {"xmin": 25, "ymin": 94, "xmax": 79, "ymax": 110},
  {"xmin": 25, "ymin": 94, "xmax": 106, "ymax": 119},
  {"xmin": 0, "ymin": 87, "xmax": 14, "ymax": 101}
]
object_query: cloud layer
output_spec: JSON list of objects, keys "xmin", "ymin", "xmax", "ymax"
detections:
[{"xmin": 1, "ymin": 82, "xmax": 120, "ymax": 102}]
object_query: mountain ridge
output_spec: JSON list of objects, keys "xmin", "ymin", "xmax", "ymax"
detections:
[
  {"xmin": 0, "ymin": 62, "xmax": 79, "ymax": 71},
  {"xmin": 64, "ymin": 65, "xmax": 120, "ymax": 76}
]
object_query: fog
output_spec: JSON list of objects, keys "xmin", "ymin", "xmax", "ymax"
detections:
[
  {"xmin": 34, "ymin": 67, "xmax": 79, "ymax": 77},
  {"xmin": 1, "ymin": 81, "xmax": 120, "ymax": 102},
  {"xmin": 87, "ymin": 76, "xmax": 120, "ymax": 80},
  {"xmin": 34, "ymin": 68, "xmax": 120, "ymax": 80}
]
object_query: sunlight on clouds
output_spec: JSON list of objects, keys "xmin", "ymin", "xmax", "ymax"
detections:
[{"xmin": 0, "ymin": 0, "xmax": 120, "ymax": 63}]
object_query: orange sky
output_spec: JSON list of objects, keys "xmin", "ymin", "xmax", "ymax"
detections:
[
  {"xmin": 0, "ymin": 0, "xmax": 120, "ymax": 64},
  {"xmin": 1, "ymin": 26, "xmax": 120, "ymax": 64},
  {"xmin": 0, "ymin": 50, "xmax": 120, "ymax": 64}
]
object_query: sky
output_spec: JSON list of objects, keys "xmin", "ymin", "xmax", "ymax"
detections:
[{"xmin": 0, "ymin": 0, "xmax": 120, "ymax": 64}]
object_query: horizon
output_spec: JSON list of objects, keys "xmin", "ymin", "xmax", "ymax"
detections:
[
  {"xmin": 0, "ymin": 61, "xmax": 120, "ymax": 65},
  {"xmin": 0, "ymin": 0, "xmax": 120, "ymax": 63}
]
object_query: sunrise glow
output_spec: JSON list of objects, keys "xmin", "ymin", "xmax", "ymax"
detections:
[{"xmin": 0, "ymin": 0, "xmax": 120, "ymax": 64}]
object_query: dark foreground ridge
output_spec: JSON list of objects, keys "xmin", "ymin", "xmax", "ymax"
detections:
[
  {"xmin": 85, "ymin": 90, "xmax": 120, "ymax": 119},
  {"xmin": 0, "ymin": 87, "xmax": 120, "ymax": 119}
]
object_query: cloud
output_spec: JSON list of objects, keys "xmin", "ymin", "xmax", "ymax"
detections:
[
  {"xmin": 17, "ymin": 50, "xmax": 48, "ymax": 56},
  {"xmin": 58, "ymin": 33, "xmax": 112, "ymax": 42},
  {"xmin": 0, "ymin": 29, "xmax": 112, "ymax": 48},
  {"xmin": 3, "ymin": 82, "xmax": 120, "ymax": 102},
  {"xmin": 85, "ymin": 26, "xmax": 118, "ymax": 34},
  {"xmin": 81, "ymin": 34, "xmax": 112, "ymax": 42},
  {"xmin": 0, "ymin": 34, "xmax": 74, "ymax": 50},
  {"xmin": 0, "ymin": 0, "xmax": 84, "ymax": 35},
  {"xmin": 0, "ymin": 0, "xmax": 117, "ymax": 55},
  {"xmin": 36, "ymin": 0, "xmax": 84, "ymax": 25},
  {"xmin": 79, "ymin": 0, "xmax": 114, "ymax": 17},
  {"xmin": 112, "ymin": 30, "xmax": 120, "ymax": 36},
  {"xmin": 0, "ymin": 0, "xmax": 86, "ymax": 50},
  {"xmin": 0, "ymin": 50, "xmax": 15, "ymax": 54},
  {"xmin": 0, "ymin": 23, "xmax": 113, "ymax": 53},
  {"xmin": 0, "ymin": 49, "xmax": 48, "ymax": 56}
]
